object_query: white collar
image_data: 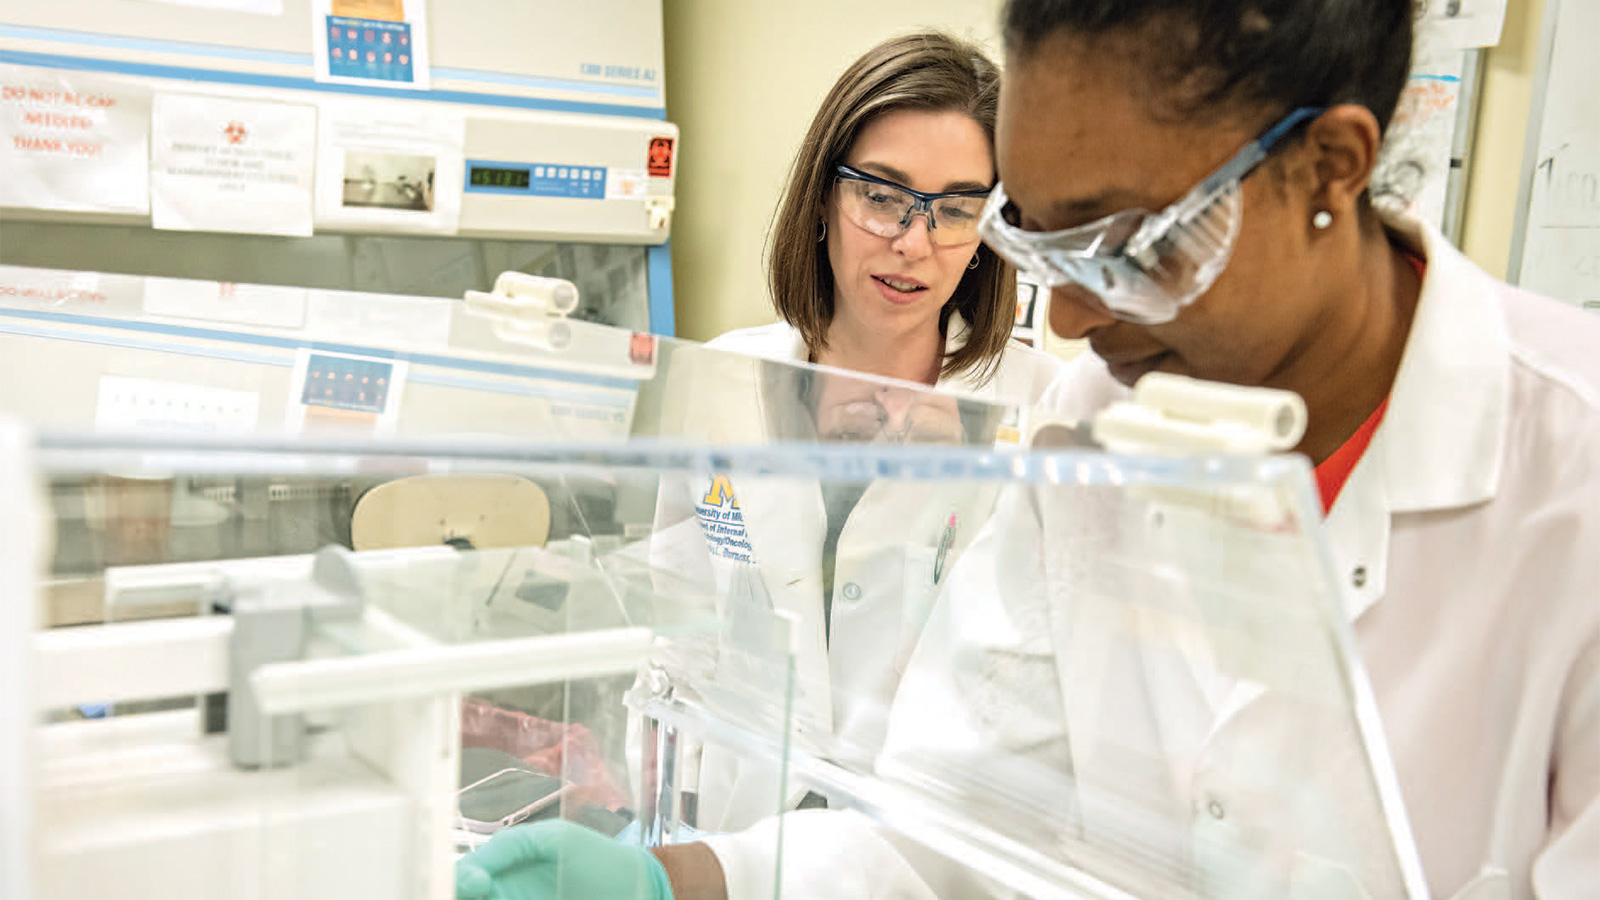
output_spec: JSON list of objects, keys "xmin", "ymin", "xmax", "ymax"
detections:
[
  {"xmin": 1323, "ymin": 211, "xmax": 1512, "ymax": 621},
  {"xmin": 1372, "ymin": 211, "xmax": 1509, "ymax": 512}
]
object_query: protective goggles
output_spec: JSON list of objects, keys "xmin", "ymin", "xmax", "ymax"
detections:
[
  {"xmin": 977, "ymin": 107, "xmax": 1324, "ymax": 324},
  {"xmin": 834, "ymin": 165, "xmax": 991, "ymax": 247},
  {"xmin": 818, "ymin": 395, "xmax": 964, "ymax": 445}
]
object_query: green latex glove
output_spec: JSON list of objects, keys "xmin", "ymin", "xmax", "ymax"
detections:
[{"xmin": 455, "ymin": 820, "xmax": 674, "ymax": 900}]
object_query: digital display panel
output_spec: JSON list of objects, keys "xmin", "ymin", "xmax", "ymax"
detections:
[
  {"xmin": 470, "ymin": 166, "xmax": 531, "ymax": 189},
  {"xmin": 465, "ymin": 161, "xmax": 607, "ymax": 198}
]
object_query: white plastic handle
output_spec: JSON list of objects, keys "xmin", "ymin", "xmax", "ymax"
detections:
[
  {"xmin": 1133, "ymin": 373, "xmax": 1306, "ymax": 446},
  {"xmin": 1091, "ymin": 373, "xmax": 1308, "ymax": 455},
  {"xmin": 492, "ymin": 272, "xmax": 580, "ymax": 315},
  {"xmin": 490, "ymin": 318, "xmax": 573, "ymax": 351},
  {"xmin": 464, "ymin": 273, "xmax": 580, "ymax": 323}
]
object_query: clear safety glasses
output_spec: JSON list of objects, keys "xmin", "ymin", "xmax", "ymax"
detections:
[
  {"xmin": 834, "ymin": 165, "xmax": 991, "ymax": 248},
  {"xmin": 978, "ymin": 107, "xmax": 1325, "ymax": 324},
  {"xmin": 817, "ymin": 393, "xmax": 964, "ymax": 445}
]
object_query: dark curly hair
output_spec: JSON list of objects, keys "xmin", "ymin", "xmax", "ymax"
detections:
[{"xmin": 1001, "ymin": 0, "xmax": 1414, "ymax": 135}]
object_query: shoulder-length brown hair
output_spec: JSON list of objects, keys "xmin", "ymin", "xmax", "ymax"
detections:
[{"xmin": 768, "ymin": 31, "xmax": 1015, "ymax": 384}]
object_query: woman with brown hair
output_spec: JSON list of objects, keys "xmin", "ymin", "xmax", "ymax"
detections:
[
  {"xmin": 712, "ymin": 30, "xmax": 1058, "ymax": 396},
  {"xmin": 679, "ymin": 27, "xmax": 1065, "ymax": 835},
  {"xmin": 695, "ymin": 24, "xmax": 1062, "ymax": 810},
  {"xmin": 644, "ymin": 25, "xmax": 1063, "ymax": 826},
  {"xmin": 454, "ymin": 30, "xmax": 1061, "ymax": 900}
]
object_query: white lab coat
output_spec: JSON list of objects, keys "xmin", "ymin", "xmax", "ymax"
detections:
[
  {"xmin": 651, "ymin": 319, "xmax": 1062, "ymax": 835},
  {"xmin": 708, "ymin": 214, "xmax": 1600, "ymax": 900}
]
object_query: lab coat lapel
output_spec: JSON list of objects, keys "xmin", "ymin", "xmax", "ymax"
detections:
[
  {"xmin": 1325, "ymin": 214, "xmax": 1510, "ymax": 622},
  {"xmin": 733, "ymin": 476, "xmax": 833, "ymax": 733},
  {"xmin": 1378, "ymin": 216, "xmax": 1508, "ymax": 514}
]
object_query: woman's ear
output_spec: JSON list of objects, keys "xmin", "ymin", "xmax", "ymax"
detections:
[{"xmin": 1304, "ymin": 104, "xmax": 1383, "ymax": 217}]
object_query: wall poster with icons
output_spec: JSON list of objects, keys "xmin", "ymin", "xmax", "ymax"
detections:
[
  {"xmin": 287, "ymin": 348, "xmax": 408, "ymax": 435},
  {"xmin": 312, "ymin": 0, "xmax": 432, "ymax": 90}
]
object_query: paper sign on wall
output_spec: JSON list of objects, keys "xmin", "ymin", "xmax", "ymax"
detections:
[
  {"xmin": 287, "ymin": 348, "xmax": 407, "ymax": 435},
  {"xmin": 1517, "ymin": 0, "xmax": 1600, "ymax": 312},
  {"xmin": 150, "ymin": 93, "xmax": 317, "ymax": 236},
  {"xmin": 312, "ymin": 0, "xmax": 431, "ymax": 90},
  {"xmin": 305, "ymin": 289, "xmax": 454, "ymax": 348},
  {"xmin": 1423, "ymin": 0, "xmax": 1508, "ymax": 49},
  {"xmin": 313, "ymin": 100, "xmax": 464, "ymax": 234},
  {"xmin": 138, "ymin": 0, "xmax": 283, "ymax": 13},
  {"xmin": 97, "ymin": 375, "xmax": 260, "ymax": 434},
  {"xmin": 142, "ymin": 276, "xmax": 309, "ymax": 330},
  {"xmin": 606, "ymin": 168, "xmax": 648, "ymax": 201},
  {"xmin": 1375, "ymin": 42, "xmax": 1467, "ymax": 230},
  {"xmin": 0, "ymin": 65, "xmax": 151, "ymax": 215},
  {"xmin": 0, "ymin": 266, "xmax": 111, "ymax": 309}
]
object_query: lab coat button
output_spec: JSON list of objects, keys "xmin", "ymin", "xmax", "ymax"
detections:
[
  {"xmin": 1351, "ymin": 565, "xmax": 1368, "ymax": 588},
  {"xmin": 1206, "ymin": 799, "xmax": 1225, "ymax": 821},
  {"xmin": 842, "ymin": 582, "xmax": 862, "ymax": 602}
]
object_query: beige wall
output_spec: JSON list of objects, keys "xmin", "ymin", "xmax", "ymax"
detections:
[
  {"xmin": 662, "ymin": 1, "xmax": 1005, "ymax": 341},
  {"xmin": 1460, "ymin": 0, "xmax": 1546, "ymax": 279}
]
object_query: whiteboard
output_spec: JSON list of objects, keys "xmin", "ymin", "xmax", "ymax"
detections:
[{"xmin": 1510, "ymin": 0, "xmax": 1600, "ymax": 313}]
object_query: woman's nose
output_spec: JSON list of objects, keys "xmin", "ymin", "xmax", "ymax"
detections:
[{"xmin": 890, "ymin": 213, "xmax": 934, "ymax": 258}]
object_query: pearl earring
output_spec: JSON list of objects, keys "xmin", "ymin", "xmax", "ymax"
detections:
[{"xmin": 1312, "ymin": 210, "xmax": 1333, "ymax": 230}]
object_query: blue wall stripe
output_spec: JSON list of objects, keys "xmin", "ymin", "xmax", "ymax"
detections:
[
  {"xmin": 0, "ymin": 320, "xmax": 634, "ymax": 403},
  {"xmin": 646, "ymin": 240, "xmax": 675, "ymax": 337},
  {"xmin": 0, "ymin": 48, "xmax": 665, "ymax": 120},
  {"xmin": 408, "ymin": 371, "xmax": 635, "ymax": 405},
  {"xmin": 0, "ymin": 320, "xmax": 291, "ymax": 367},
  {"xmin": 0, "ymin": 24, "xmax": 661, "ymax": 99},
  {"xmin": 431, "ymin": 66, "xmax": 658, "ymax": 99},
  {"xmin": 0, "ymin": 22, "xmax": 308, "ymax": 66},
  {"xmin": 0, "ymin": 306, "xmax": 640, "ymax": 389}
]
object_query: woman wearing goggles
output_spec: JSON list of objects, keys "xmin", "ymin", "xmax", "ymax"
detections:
[
  {"xmin": 455, "ymin": 31, "xmax": 1066, "ymax": 900},
  {"xmin": 736, "ymin": 33, "xmax": 1058, "ymax": 397},
  {"xmin": 682, "ymin": 32, "xmax": 1061, "ymax": 849},
  {"xmin": 969, "ymin": 1, "xmax": 1600, "ymax": 899},
  {"xmin": 833, "ymin": 164, "xmax": 991, "ymax": 251},
  {"xmin": 978, "ymin": 105, "xmax": 1323, "ymax": 327}
]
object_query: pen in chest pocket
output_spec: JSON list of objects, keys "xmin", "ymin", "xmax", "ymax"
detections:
[{"xmin": 933, "ymin": 513, "xmax": 957, "ymax": 585}]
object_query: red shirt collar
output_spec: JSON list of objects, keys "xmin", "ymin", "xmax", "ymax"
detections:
[{"xmin": 1311, "ymin": 250, "xmax": 1425, "ymax": 514}]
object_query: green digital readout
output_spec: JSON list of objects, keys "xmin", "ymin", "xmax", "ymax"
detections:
[{"xmin": 470, "ymin": 166, "xmax": 531, "ymax": 189}]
